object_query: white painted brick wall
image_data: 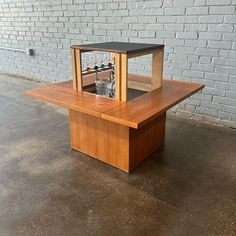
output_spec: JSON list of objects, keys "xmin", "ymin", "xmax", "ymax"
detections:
[{"xmin": 0, "ymin": 0, "xmax": 236, "ymax": 127}]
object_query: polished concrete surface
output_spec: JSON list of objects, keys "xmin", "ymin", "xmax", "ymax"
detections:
[{"xmin": 0, "ymin": 73, "xmax": 236, "ymax": 236}]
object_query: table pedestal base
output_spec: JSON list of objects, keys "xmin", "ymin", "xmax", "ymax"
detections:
[{"xmin": 69, "ymin": 109, "xmax": 166, "ymax": 173}]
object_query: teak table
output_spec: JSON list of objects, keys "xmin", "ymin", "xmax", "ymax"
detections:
[{"xmin": 25, "ymin": 42, "xmax": 204, "ymax": 173}]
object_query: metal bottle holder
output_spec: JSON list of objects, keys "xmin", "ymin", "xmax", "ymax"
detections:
[{"xmin": 94, "ymin": 57, "xmax": 116, "ymax": 98}]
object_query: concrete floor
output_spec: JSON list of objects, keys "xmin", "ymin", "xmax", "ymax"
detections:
[{"xmin": 0, "ymin": 73, "xmax": 236, "ymax": 236}]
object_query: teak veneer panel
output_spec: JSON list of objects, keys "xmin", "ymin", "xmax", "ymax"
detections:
[
  {"xmin": 129, "ymin": 112, "xmax": 166, "ymax": 170},
  {"xmin": 102, "ymin": 80, "xmax": 204, "ymax": 128},
  {"xmin": 25, "ymin": 78, "xmax": 204, "ymax": 128},
  {"xmin": 25, "ymin": 84, "xmax": 121, "ymax": 117}
]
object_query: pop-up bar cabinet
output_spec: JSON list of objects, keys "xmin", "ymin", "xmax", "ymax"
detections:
[{"xmin": 25, "ymin": 42, "xmax": 204, "ymax": 173}]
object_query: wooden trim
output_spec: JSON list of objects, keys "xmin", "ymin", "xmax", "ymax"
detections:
[
  {"xmin": 152, "ymin": 48, "xmax": 164, "ymax": 90},
  {"xmin": 70, "ymin": 43, "xmax": 164, "ymax": 54},
  {"xmin": 112, "ymin": 53, "xmax": 121, "ymax": 100},
  {"xmin": 121, "ymin": 54, "xmax": 128, "ymax": 102},
  {"xmin": 71, "ymin": 48, "xmax": 78, "ymax": 90},
  {"xmin": 128, "ymin": 73, "xmax": 151, "ymax": 84},
  {"xmin": 75, "ymin": 49, "xmax": 82, "ymax": 91}
]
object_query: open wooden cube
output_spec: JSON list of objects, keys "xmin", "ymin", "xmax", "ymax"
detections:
[{"xmin": 70, "ymin": 42, "xmax": 164, "ymax": 102}]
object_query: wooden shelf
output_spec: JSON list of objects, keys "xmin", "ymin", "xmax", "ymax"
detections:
[{"xmin": 25, "ymin": 77, "xmax": 204, "ymax": 129}]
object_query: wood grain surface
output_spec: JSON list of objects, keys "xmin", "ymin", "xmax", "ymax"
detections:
[
  {"xmin": 69, "ymin": 110, "xmax": 166, "ymax": 172},
  {"xmin": 129, "ymin": 112, "xmax": 166, "ymax": 170},
  {"xmin": 101, "ymin": 80, "xmax": 204, "ymax": 128},
  {"xmin": 69, "ymin": 110, "xmax": 130, "ymax": 172},
  {"xmin": 25, "ymin": 78, "xmax": 204, "ymax": 128},
  {"xmin": 25, "ymin": 84, "xmax": 121, "ymax": 117}
]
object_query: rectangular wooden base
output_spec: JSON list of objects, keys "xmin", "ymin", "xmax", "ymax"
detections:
[{"xmin": 69, "ymin": 109, "xmax": 166, "ymax": 173}]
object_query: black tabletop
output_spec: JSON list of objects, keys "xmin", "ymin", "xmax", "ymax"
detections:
[{"xmin": 71, "ymin": 42, "xmax": 164, "ymax": 54}]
